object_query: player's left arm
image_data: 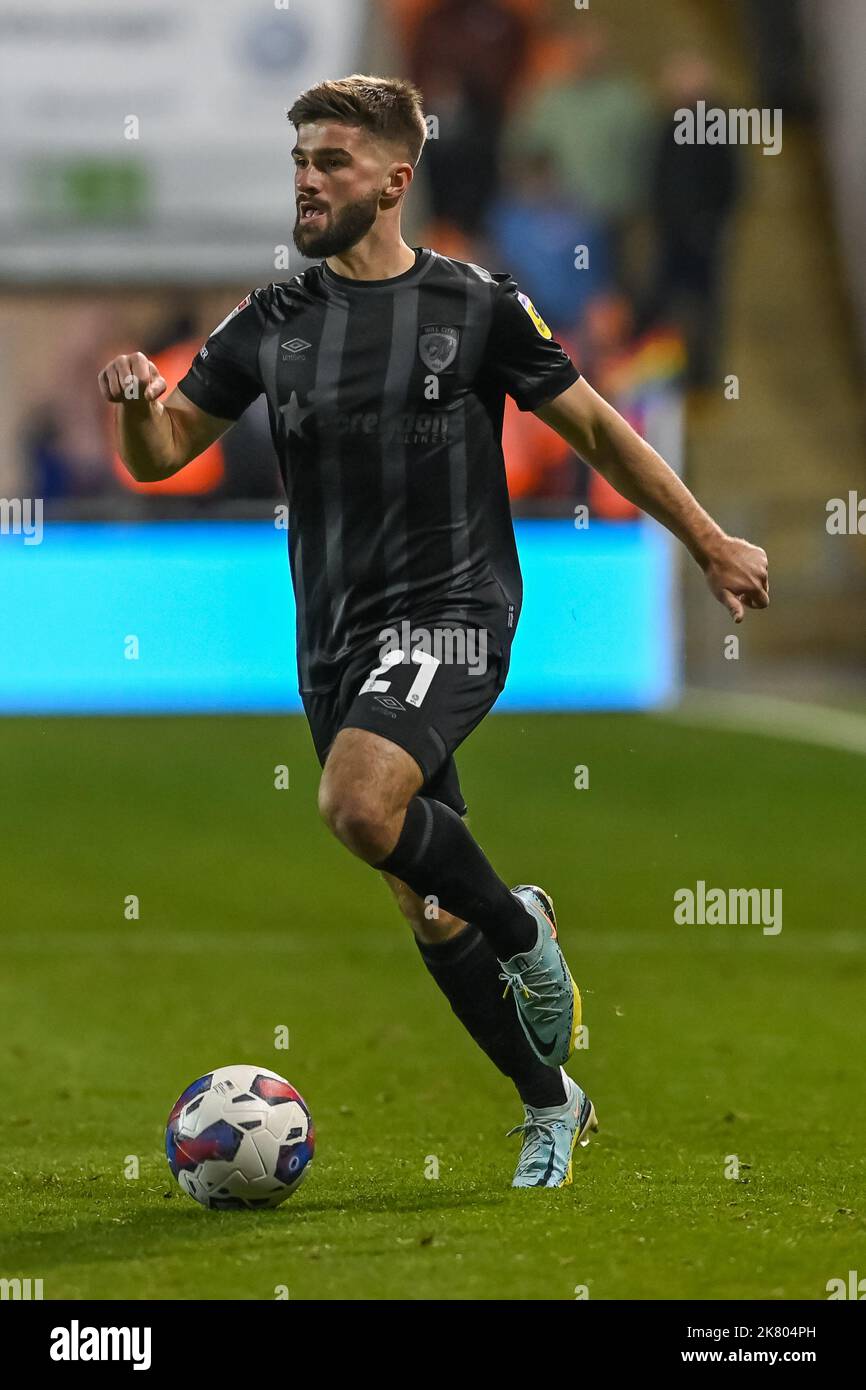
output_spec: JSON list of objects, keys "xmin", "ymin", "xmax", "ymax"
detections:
[{"xmin": 536, "ymin": 377, "xmax": 769, "ymax": 622}]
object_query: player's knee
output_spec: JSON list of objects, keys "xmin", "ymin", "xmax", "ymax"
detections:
[{"xmin": 318, "ymin": 779, "xmax": 392, "ymax": 861}]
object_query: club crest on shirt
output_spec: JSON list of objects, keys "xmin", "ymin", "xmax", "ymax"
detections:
[
  {"xmin": 417, "ymin": 324, "xmax": 460, "ymax": 373},
  {"xmin": 517, "ymin": 292, "xmax": 552, "ymax": 339}
]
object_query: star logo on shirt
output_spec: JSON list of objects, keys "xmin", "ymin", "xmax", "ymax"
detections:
[{"xmin": 280, "ymin": 390, "xmax": 317, "ymax": 438}]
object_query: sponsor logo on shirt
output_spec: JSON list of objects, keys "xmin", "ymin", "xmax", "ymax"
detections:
[
  {"xmin": 335, "ymin": 408, "xmax": 451, "ymax": 445},
  {"xmin": 276, "ymin": 394, "xmax": 451, "ymax": 445},
  {"xmin": 517, "ymin": 292, "xmax": 552, "ymax": 339}
]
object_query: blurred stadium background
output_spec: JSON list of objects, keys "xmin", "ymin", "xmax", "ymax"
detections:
[
  {"xmin": 2, "ymin": 0, "xmax": 863, "ymax": 715},
  {"xmin": 1, "ymin": 0, "xmax": 865, "ymax": 1302}
]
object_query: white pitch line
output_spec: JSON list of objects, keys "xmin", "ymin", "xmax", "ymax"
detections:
[{"xmin": 660, "ymin": 691, "xmax": 866, "ymax": 757}]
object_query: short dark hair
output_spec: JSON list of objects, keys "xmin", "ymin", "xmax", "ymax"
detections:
[{"xmin": 287, "ymin": 74, "xmax": 427, "ymax": 166}]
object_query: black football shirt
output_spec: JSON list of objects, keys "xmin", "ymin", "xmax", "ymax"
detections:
[{"xmin": 178, "ymin": 249, "xmax": 579, "ymax": 693}]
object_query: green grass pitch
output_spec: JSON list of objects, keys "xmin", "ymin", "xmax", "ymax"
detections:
[{"xmin": 1, "ymin": 711, "xmax": 864, "ymax": 1300}]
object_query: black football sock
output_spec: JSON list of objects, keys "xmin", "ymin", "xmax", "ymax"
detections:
[
  {"xmin": 376, "ymin": 796, "xmax": 538, "ymax": 959},
  {"xmin": 416, "ymin": 925, "xmax": 568, "ymax": 1108}
]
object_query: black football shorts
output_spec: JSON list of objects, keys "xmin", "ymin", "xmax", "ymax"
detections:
[{"xmin": 300, "ymin": 624, "xmax": 512, "ymax": 818}]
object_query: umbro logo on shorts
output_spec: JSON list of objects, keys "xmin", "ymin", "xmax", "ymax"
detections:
[{"xmin": 374, "ymin": 695, "xmax": 406, "ymax": 712}]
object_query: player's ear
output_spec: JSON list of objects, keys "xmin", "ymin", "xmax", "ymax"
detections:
[{"xmin": 383, "ymin": 159, "xmax": 413, "ymax": 202}]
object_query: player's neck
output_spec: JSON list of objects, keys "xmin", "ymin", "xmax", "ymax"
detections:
[{"xmin": 325, "ymin": 231, "xmax": 416, "ymax": 283}]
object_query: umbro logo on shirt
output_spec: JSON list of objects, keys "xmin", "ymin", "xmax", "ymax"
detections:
[{"xmin": 281, "ymin": 337, "xmax": 312, "ymax": 360}]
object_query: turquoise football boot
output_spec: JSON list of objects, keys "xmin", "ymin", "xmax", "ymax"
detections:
[
  {"xmin": 499, "ymin": 885, "xmax": 582, "ymax": 1068},
  {"xmin": 509, "ymin": 1071, "xmax": 598, "ymax": 1188}
]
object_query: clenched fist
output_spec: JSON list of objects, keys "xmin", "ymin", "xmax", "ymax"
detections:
[
  {"xmin": 702, "ymin": 535, "xmax": 770, "ymax": 623},
  {"xmin": 98, "ymin": 352, "xmax": 167, "ymax": 406}
]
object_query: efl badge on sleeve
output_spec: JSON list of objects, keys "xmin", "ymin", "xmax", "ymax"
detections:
[
  {"xmin": 517, "ymin": 292, "xmax": 552, "ymax": 339},
  {"xmin": 418, "ymin": 324, "xmax": 460, "ymax": 373},
  {"xmin": 211, "ymin": 293, "xmax": 253, "ymax": 338}
]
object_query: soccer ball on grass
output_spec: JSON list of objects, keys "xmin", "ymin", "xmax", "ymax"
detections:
[{"xmin": 165, "ymin": 1065, "xmax": 315, "ymax": 1209}]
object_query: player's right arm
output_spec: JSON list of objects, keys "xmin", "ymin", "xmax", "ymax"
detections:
[{"xmin": 98, "ymin": 352, "xmax": 235, "ymax": 483}]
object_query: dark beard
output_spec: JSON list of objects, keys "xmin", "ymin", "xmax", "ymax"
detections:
[{"xmin": 292, "ymin": 190, "xmax": 381, "ymax": 259}]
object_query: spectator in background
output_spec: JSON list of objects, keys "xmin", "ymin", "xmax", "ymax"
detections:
[
  {"xmin": 24, "ymin": 305, "xmax": 119, "ymax": 502},
  {"xmin": 576, "ymin": 293, "xmax": 686, "ymax": 520},
  {"xmin": 641, "ymin": 52, "xmax": 741, "ymax": 389},
  {"xmin": 506, "ymin": 19, "xmax": 653, "ymax": 283},
  {"xmin": 409, "ymin": 0, "xmax": 529, "ymax": 236},
  {"xmin": 23, "ymin": 299, "xmax": 279, "ymax": 511},
  {"xmin": 741, "ymin": 0, "xmax": 812, "ymax": 118},
  {"xmin": 487, "ymin": 148, "xmax": 611, "ymax": 333}
]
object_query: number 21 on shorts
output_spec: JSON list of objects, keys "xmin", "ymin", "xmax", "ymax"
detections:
[{"xmin": 359, "ymin": 648, "xmax": 441, "ymax": 707}]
